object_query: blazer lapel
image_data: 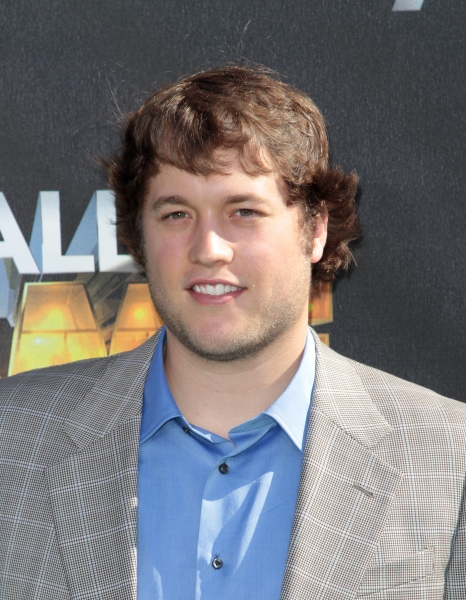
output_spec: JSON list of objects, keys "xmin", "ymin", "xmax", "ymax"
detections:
[
  {"xmin": 44, "ymin": 331, "xmax": 161, "ymax": 600},
  {"xmin": 281, "ymin": 334, "xmax": 403, "ymax": 600}
]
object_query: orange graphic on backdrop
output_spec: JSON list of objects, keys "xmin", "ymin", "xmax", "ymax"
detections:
[
  {"xmin": 309, "ymin": 282, "xmax": 332, "ymax": 346},
  {"xmin": 9, "ymin": 280, "xmax": 333, "ymax": 374},
  {"xmin": 109, "ymin": 284, "xmax": 163, "ymax": 355},
  {"xmin": 9, "ymin": 282, "xmax": 107, "ymax": 375}
]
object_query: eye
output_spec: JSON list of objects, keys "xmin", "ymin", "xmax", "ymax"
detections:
[
  {"xmin": 167, "ymin": 211, "xmax": 188, "ymax": 220},
  {"xmin": 235, "ymin": 208, "xmax": 256, "ymax": 217}
]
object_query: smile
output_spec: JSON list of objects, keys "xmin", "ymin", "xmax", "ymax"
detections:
[{"xmin": 192, "ymin": 284, "xmax": 244, "ymax": 296}]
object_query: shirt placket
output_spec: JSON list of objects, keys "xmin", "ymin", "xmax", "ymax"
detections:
[{"xmin": 193, "ymin": 418, "xmax": 276, "ymax": 599}]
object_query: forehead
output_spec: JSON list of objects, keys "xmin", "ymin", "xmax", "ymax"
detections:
[{"xmin": 147, "ymin": 153, "xmax": 289, "ymax": 204}]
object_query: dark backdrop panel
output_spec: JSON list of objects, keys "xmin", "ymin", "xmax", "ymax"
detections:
[{"xmin": 0, "ymin": 0, "xmax": 465, "ymax": 399}]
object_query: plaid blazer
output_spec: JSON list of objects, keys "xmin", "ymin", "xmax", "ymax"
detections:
[{"xmin": 1, "ymin": 330, "xmax": 465, "ymax": 599}]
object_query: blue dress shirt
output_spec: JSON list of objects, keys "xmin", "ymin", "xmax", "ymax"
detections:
[{"xmin": 138, "ymin": 327, "xmax": 316, "ymax": 599}]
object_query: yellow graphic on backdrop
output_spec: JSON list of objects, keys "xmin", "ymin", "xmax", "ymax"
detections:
[
  {"xmin": 9, "ymin": 280, "xmax": 333, "ymax": 375},
  {"xmin": 109, "ymin": 284, "xmax": 163, "ymax": 355},
  {"xmin": 309, "ymin": 282, "xmax": 332, "ymax": 346},
  {"xmin": 9, "ymin": 282, "xmax": 107, "ymax": 375}
]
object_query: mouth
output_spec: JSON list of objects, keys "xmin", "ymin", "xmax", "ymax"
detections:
[{"xmin": 191, "ymin": 283, "xmax": 244, "ymax": 296}]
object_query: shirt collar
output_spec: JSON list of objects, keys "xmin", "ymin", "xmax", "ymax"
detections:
[
  {"xmin": 140, "ymin": 327, "xmax": 181, "ymax": 443},
  {"xmin": 262, "ymin": 328, "xmax": 315, "ymax": 451},
  {"xmin": 141, "ymin": 326, "xmax": 315, "ymax": 451}
]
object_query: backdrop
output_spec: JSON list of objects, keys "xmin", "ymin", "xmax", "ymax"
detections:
[{"xmin": 0, "ymin": 0, "xmax": 464, "ymax": 401}]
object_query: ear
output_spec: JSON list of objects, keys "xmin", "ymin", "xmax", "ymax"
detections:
[{"xmin": 310, "ymin": 212, "xmax": 328, "ymax": 264}]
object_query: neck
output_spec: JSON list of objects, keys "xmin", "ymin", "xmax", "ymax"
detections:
[{"xmin": 163, "ymin": 319, "xmax": 308, "ymax": 438}]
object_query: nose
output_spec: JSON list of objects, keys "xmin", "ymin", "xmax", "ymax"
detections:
[{"xmin": 189, "ymin": 222, "xmax": 233, "ymax": 266}]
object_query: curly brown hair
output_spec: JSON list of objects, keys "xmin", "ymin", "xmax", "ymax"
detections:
[{"xmin": 106, "ymin": 64, "xmax": 360, "ymax": 291}]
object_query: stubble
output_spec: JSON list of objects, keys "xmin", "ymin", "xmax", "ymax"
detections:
[{"xmin": 146, "ymin": 255, "xmax": 311, "ymax": 364}]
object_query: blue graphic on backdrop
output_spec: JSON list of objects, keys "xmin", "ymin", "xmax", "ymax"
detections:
[
  {"xmin": 0, "ymin": 191, "xmax": 140, "ymax": 323},
  {"xmin": 392, "ymin": 0, "xmax": 424, "ymax": 10}
]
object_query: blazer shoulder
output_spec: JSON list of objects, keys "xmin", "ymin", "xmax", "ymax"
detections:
[
  {"xmin": 347, "ymin": 356, "xmax": 466, "ymax": 427},
  {"xmin": 0, "ymin": 332, "xmax": 160, "ymax": 445},
  {"xmin": 0, "ymin": 354, "xmax": 121, "ymax": 417}
]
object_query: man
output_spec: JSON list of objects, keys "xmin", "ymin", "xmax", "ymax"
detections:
[{"xmin": 1, "ymin": 65, "xmax": 465, "ymax": 600}]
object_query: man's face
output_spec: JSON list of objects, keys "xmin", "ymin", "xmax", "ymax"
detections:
[{"xmin": 142, "ymin": 155, "xmax": 327, "ymax": 362}]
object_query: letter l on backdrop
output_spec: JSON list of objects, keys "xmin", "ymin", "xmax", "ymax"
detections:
[{"xmin": 392, "ymin": 0, "xmax": 424, "ymax": 10}]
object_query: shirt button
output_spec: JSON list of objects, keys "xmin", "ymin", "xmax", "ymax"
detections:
[
  {"xmin": 182, "ymin": 427, "xmax": 191, "ymax": 435},
  {"xmin": 212, "ymin": 557, "xmax": 223, "ymax": 569},
  {"xmin": 218, "ymin": 462, "xmax": 229, "ymax": 474}
]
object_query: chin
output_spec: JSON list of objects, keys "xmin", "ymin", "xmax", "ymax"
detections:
[{"xmin": 169, "ymin": 320, "xmax": 289, "ymax": 363}]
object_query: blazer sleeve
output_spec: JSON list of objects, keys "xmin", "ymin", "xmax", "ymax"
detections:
[{"xmin": 444, "ymin": 477, "xmax": 466, "ymax": 598}]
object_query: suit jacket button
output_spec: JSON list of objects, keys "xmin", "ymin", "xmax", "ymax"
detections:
[
  {"xmin": 212, "ymin": 557, "xmax": 223, "ymax": 569},
  {"xmin": 218, "ymin": 462, "xmax": 229, "ymax": 474}
]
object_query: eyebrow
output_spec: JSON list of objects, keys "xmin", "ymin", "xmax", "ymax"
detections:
[
  {"xmin": 224, "ymin": 194, "xmax": 267, "ymax": 205},
  {"xmin": 150, "ymin": 193, "xmax": 268, "ymax": 211},
  {"xmin": 150, "ymin": 195, "xmax": 190, "ymax": 212}
]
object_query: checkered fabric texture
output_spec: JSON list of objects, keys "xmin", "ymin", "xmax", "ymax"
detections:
[{"xmin": 1, "ymin": 329, "xmax": 465, "ymax": 599}]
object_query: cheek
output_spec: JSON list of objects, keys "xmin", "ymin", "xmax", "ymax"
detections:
[
  {"xmin": 236, "ymin": 237, "xmax": 275, "ymax": 268},
  {"xmin": 238, "ymin": 235, "xmax": 302, "ymax": 282},
  {"xmin": 258, "ymin": 223, "xmax": 304, "ymax": 260},
  {"xmin": 143, "ymin": 231, "xmax": 179, "ymax": 277},
  {"xmin": 157, "ymin": 244, "xmax": 182, "ymax": 273}
]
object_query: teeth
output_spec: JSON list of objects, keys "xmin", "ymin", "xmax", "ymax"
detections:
[{"xmin": 192, "ymin": 284, "xmax": 242, "ymax": 296}]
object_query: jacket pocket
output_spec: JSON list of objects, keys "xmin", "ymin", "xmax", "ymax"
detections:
[{"xmin": 356, "ymin": 548, "xmax": 435, "ymax": 597}]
